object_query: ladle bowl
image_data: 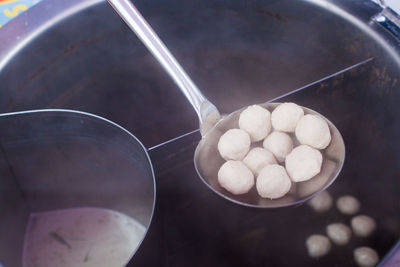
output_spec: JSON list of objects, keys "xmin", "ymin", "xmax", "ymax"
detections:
[
  {"xmin": 106, "ymin": 0, "xmax": 346, "ymax": 208},
  {"xmin": 195, "ymin": 102, "xmax": 345, "ymax": 208}
]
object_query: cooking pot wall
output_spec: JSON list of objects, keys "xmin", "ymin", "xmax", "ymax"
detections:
[
  {"xmin": 0, "ymin": 0, "xmax": 386, "ymax": 148},
  {"xmin": 1, "ymin": 0, "xmax": 400, "ymax": 266}
]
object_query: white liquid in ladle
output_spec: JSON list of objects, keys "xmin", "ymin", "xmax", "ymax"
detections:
[{"xmin": 22, "ymin": 207, "xmax": 145, "ymax": 267}]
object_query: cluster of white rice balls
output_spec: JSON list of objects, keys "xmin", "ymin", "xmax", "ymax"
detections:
[{"xmin": 217, "ymin": 102, "xmax": 331, "ymax": 199}]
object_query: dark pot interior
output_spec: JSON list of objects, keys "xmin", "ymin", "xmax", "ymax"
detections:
[{"xmin": 0, "ymin": 0, "xmax": 399, "ymax": 266}]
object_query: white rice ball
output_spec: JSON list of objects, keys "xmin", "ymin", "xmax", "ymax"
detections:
[
  {"xmin": 243, "ymin": 147, "xmax": 277, "ymax": 176},
  {"xmin": 256, "ymin": 164, "xmax": 291, "ymax": 199},
  {"xmin": 336, "ymin": 195, "xmax": 360, "ymax": 215},
  {"xmin": 217, "ymin": 129, "xmax": 251, "ymax": 160},
  {"xmin": 263, "ymin": 131, "xmax": 293, "ymax": 162},
  {"xmin": 308, "ymin": 191, "xmax": 333, "ymax": 212},
  {"xmin": 271, "ymin": 102, "xmax": 304, "ymax": 132},
  {"xmin": 306, "ymin": 234, "xmax": 331, "ymax": 258},
  {"xmin": 354, "ymin": 247, "xmax": 379, "ymax": 267},
  {"xmin": 351, "ymin": 215, "xmax": 376, "ymax": 237},
  {"xmin": 285, "ymin": 145, "xmax": 323, "ymax": 182},
  {"xmin": 326, "ymin": 223, "xmax": 352, "ymax": 245},
  {"xmin": 218, "ymin": 160, "xmax": 254, "ymax": 195},
  {"xmin": 239, "ymin": 105, "xmax": 271, "ymax": 142},
  {"xmin": 295, "ymin": 114, "xmax": 331, "ymax": 149}
]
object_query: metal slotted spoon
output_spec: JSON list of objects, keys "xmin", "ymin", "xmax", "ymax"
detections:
[{"xmin": 106, "ymin": 0, "xmax": 346, "ymax": 208}]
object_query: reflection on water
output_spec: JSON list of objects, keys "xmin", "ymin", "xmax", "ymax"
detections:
[{"xmin": 23, "ymin": 207, "xmax": 146, "ymax": 267}]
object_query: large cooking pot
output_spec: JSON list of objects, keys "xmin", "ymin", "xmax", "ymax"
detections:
[{"xmin": 0, "ymin": 0, "xmax": 399, "ymax": 266}]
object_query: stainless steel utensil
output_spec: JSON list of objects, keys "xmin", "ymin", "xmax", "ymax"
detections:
[
  {"xmin": 0, "ymin": 109, "xmax": 155, "ymax": 266},
  {"xmin": 195, "ymin": 103, "xmax": 345, "ymax": 208},
  {"xmin": 106, "ymin": 0, "xmax": 220, "ymax": 135},
  {"xmin": 106, "ymin": 0, "xmax": 345, "ymax": 208},
  {"xmin": 2, "ymin": 0, "xmax": 400, "ymax": 265}
]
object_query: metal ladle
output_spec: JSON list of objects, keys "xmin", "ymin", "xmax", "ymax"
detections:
[{"xmin": 106, "ymin": 0, "xmax": 345, "ymax": 208}]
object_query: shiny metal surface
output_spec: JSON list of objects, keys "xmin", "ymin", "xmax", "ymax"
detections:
[
  {"xmin": 0, "ymin": 0, "xmax": 400, "ymax": 266},
  {"xmin": 377, "ymin": 0, "xmax": 386, "ymax": 7},
  {"xmin": 373, "ymin": 6, "xmax": 400, "ymax": 39},
  {"xmin": 0, "ymin": 109, "xmax": 155, "ymax": 266}
]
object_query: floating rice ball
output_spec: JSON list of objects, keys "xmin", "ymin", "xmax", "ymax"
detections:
[
  {"xmin": 256, "ymin": 164, "xmax": 291, "ymax": 199},
  {"xmin": 308, "ymin": 191, "xmax": 333, "ymax": 212},
  {"xmin": 271, "ymin": 102, "xmax": 304, "ymax": 132},
  {"xmin": 217, "ymin": 129, "xmax": 251, "ymax": 160},
  {"xmin": 336, "ymin": 195, "xmax": 360, "ymax": 215},
  {"xmin": 218, "ymin": 160, "xmax": 254, "ymax": 195},
  {"xmin": 354, "ymin": 247, "xmax": 379, "ymax": 267},
  {"xmin": 239, "ymin": 105, "xmax": 271, "ymax": 142},
  {"xmin": 263, "ymin": 131, "xmax": 293, "ymax": 162},
  {"xmin": 305, "ymin": 234, "xmax": 331, "ymax": 258},
  {"xmin": 326, "ymin": 223, "xmax": 352, "ymax": 245},
  {"xmin": 243, "ymin": 147, "xmax": 277, "ymax": 176},
  {"xmin": 295, "ymin": 114, "xmax": 331, "ymax": 149},
  {"xmin": 285, "ymin": 145, "xmax": 323, "ymax": 182},
  {"xmin": 351, "ymin": 215, "xmax": 376, "ymax": 237}
]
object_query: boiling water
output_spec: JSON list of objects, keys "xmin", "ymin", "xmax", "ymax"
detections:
[{"xmin": 22, "ymin": 207, "xmax": 146, "ymax": 267}]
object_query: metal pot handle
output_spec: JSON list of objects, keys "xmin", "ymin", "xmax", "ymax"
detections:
[
  {"xmin": 373, "ymin": 0, "xmax": 400, "ymax": 39},
  {"xmin": 376, "ymin": 0, "xmax": 386, "ymax": 7}
]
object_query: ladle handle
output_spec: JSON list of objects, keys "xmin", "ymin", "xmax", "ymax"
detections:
[{"xmin": 106, "ymin": 0, "xmax": 211, "ymax": 123}]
